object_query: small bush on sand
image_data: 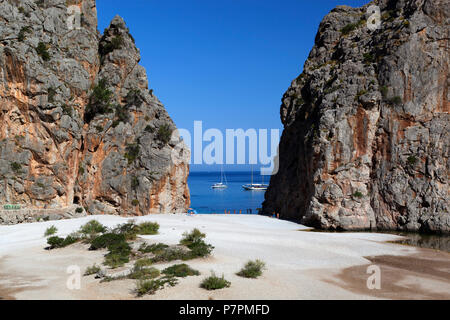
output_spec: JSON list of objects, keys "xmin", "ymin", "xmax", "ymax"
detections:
[
  {"xmin": 79, "ymin": 220, "xmax": 107, "ymax": 238},
  {"xmin": 162, "ymin": 264, "xmax": 200, "ymax": 278},
  {"xmin": 134, "ymin": 258, "xmax": 154, "ymax": 268},
  {"xmin": 236, "ymin": 260, "xmax": 266, "ymax": 278},
  {"xmin": 104, "ymin": 241, "xmax": 131, "ymax": 269},
  {"xmin": 135, "ymin": 276, "xmax": 178, "ymax": 296},
  {"xmin": 112, "ymin": 221, "xmax": 140, "ymax": 240},
  {"xmin": 104, "ymin": 240, "xmax": 131, "ymax": 268},
  {"xmin": 137, "ymin": 222, "xmax": 159, "ymax": 235},
  {"xmin": 180, "ymin": 228, "xmax": 214, "ymax": 258},
  {"xmin": 44, "ymin": 225, "xmax": 58, "ymax": 237},
  {"xmin": 136, "ymin": 246, "xmax": 190, "ymax": 266},
  {"xmin": 128, "ymin": 265, "xmax": 160, "ymax": 280},
  {"xmin": 104, "ymin": 251, "xmax": 130, "ymax": 269},
  {"xmin": 200, "ymin": 272, "xmax": 231, "ymax": 290},
  {"xmin": 84, "ymin": 264, "xmax": 101, "ymax": 276},
  {"xmin": 184, "ymin": 241, "xmax": 214, "ymax": 259},
  {"xmin": 138, "ymin": 242, "xmax": 169, "ymax": 254},
  {"xmin": 180, "ymin": 228, "xmax": 205, "ymax": 246},
  {"xmin": 89, "ymin": 233, "xmax": 125, "ymax": 250},
  {"xmin": 47, "ymin": 234, "xmax": 79, "ymax": 249},
  {"xmin": 47, "ymin": 236, "xmax": 64, "ymax": 248}
]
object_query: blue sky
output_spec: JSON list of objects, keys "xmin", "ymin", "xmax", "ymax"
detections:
[{"xmin": 96, "ymin": 0, "xmax": 368, "ymax": 171}]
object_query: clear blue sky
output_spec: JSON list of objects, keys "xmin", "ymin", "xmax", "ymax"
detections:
[{"xmin": 96, "ymin": 0, "xmax": 368, "ymax": 171}]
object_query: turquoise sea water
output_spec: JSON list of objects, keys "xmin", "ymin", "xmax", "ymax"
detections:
[{"xmin": 188, "ymin": 171, "xmax": 268, "ymax": 214}]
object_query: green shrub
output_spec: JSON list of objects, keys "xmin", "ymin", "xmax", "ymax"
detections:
[
  {"xmin": 200, "ymin": 272, "xmax": 231, "ymax": 290},
  {"xmin": 44, "ymin": 225, "xmax": 58, "ymax": 237},
  {"xmin": 135, "ymin": 276, "xmax": 178, "ymax": 296},
  {"xmin": 89, "ymin": 233, "xmax": 125, "ymax": 250},
  {"xmin": 84, "ymin": 264, "xmax": 101, "ymax": 276},
  {"xmin": 407, "ymin": 155, "xmax": 418, "ymax": 165},
  {"xmin": 389, "ymin": 96, "xmax": 402, "ymax": 105},
  {"xmin": 99, "ymin": 35, "xmax": 124, "ymax": 56},
  {"xmin": 162, "ymin": 264, "xmax": 200, "ymax": 278},
  {"xmin": 134, "ymin": 258, "xmax": 154, "ymax": 268},
  {"xmin": 136, "ymin": 279, "xmax": 161, "ymax": 296},
  {"xmin": 61, "ymin": 104, "xmax": 73, "ymax": 117},
  {"xmin": 124, "ymin": 143, "xmax": 140, "ymax": 164},
  {"xmin": 62, "ymin": 234, "xmax": 79, "ymax": 246},
  {"xmin": 144, "ymin": 125, "xmax": 154, "ymax": 133},
  {"xmin": 36, "ymin": 42, "xmax": 50, "ymax": 61},
  {"xmin": 157, "ymin": 124, "xmax": 173, "ymax": 145},
  {"xmin": 131, "ymin": 176, "xmax": 139, "ymax": 190},
  {"xmin": 135, "ymin": 246, "xmax": 191, "ymax": 266},
  {"xmin": 128, "ymin": 265, "xmax": 160, "ymax": 280},
  {"xmin": 112, "ymin": 221, "xmax": 139, "ymax": 240},
  {"xmin": 152, "ymin": 247, "xmax": 191, "ymax": 263},
  {"xmin": 180, "ymin": 228, "xmax": 206, "ymax": 247},
  {"xmin": 138, "ymin": 242, "xmax": 169, "ymax": 254},
  {"xmin": 180, "ymin": 228, "xmax": 214, "ymax": 258},
  {"xmin": 18, "ymin": 26, "xmax": 31, "ymax": 42},
  {"xmin": 84, "ymin": 79, "xmax": 113, "ymax": 123},
  {"xmin": 137, "ymin": 222, "xmax": 159, "ymax": 235},
  {"xmin": 11, "ymin": 162, "xmax": 22, "ymax": 173},
  {"xmin": 114, "ymin": 104, "xmax": 130, "ymax": 124},
  {"xmin": 47, "ymin": 236, "xmax": 64, "ymax": 248},
  {"xmin": 104, "ymin": 240, "xmax": 131, "ymax": 268},
  {"xmin": 79, "ymin": 220, "xmax": 107, "ymax": 237},
  {"xmin": 107, "ymin": 238, "xmax": 131, "ymax": 254},
  {"xmin": 125, "ymin": 88, "xmax": 142, "ymax": 105},
  {"xmin": 353, "ymin": 191, "xmax": 364, "ymax": 198},
  {"xmin": 363, "ymin": 52, "xmax": 375, "ymax": 64},
  {"xmin": 355, "ymin": 89, "xmax": 367, "ymax": 101},
  {"xmin": 341, "ymin": 23, "xmax": 357, "ymax": 35},
  {"xmin": 380, "ymin": 85, "xmax": 389, "ymax": 98},
  {"xmin": 75, "ymin": 207, "xmax": 84, "ymax": 213},
  {"xmin": 47, "ymin": 87, "xmax": 57, "ymax": 103},
  {"xmin": 184, "ymin": 241, "xmax": 214, "ymax": 259},
  {"xmin": 382, "ymin": 10, "xmax": 395, "ymax": 22},
  {"xmin": 131, "ymin": 199, "xmax": 139, "ymax": 206},
  {"xmin": 104, "ymin": 251, "xmax": 129, "ymax": 268},
  {"xmin": 47, "ymin": 234, "xmax": 79, "ymax": 249},
  {"xmin": 236, "ymin": 260, "xmax": 266, "ymax": 278}
]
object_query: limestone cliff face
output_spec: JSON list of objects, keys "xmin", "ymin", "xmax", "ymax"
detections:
[
  {"xmin": 263, "ymin": 0, "xmax": 449, "ymax": 233},
  {"xmin": 0, "ymin": 0, "xmax": 190, "ymax": 223}
]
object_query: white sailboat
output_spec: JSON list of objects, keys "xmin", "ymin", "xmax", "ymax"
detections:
[
  {"xmin": 242, "ymin": 166, "xmax": 268, "ymax": 191},
  {"xmin": 212, "ymin": 165, "xmax": 228, "ymax": 189}
]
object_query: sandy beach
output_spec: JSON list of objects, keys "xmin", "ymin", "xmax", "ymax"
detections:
[{"xmin": 0, "ymin": 214, "xmax": 449, "ymax": 300}]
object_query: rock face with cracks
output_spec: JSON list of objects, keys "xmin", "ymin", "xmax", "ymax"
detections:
[
  {"xmin": 263, "ymin": 0, "xmax": 449, "ymax": 233},
  {"xmin": 0, "ymin": 0, "xmax": 190, "ymax": 224}
]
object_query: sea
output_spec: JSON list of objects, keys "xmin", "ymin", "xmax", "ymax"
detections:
[{"xmin": 188, "ymin": 171, "xmax": 269, "ymax": 214}]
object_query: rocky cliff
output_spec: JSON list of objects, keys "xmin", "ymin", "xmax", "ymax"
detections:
[
  {"xmin": 0, "ymin": 0, "xmax": 190, "ymax": 223},
  {"xmin": 263, "ymin": 0, "xmax": 449, "ymax": 233}
]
